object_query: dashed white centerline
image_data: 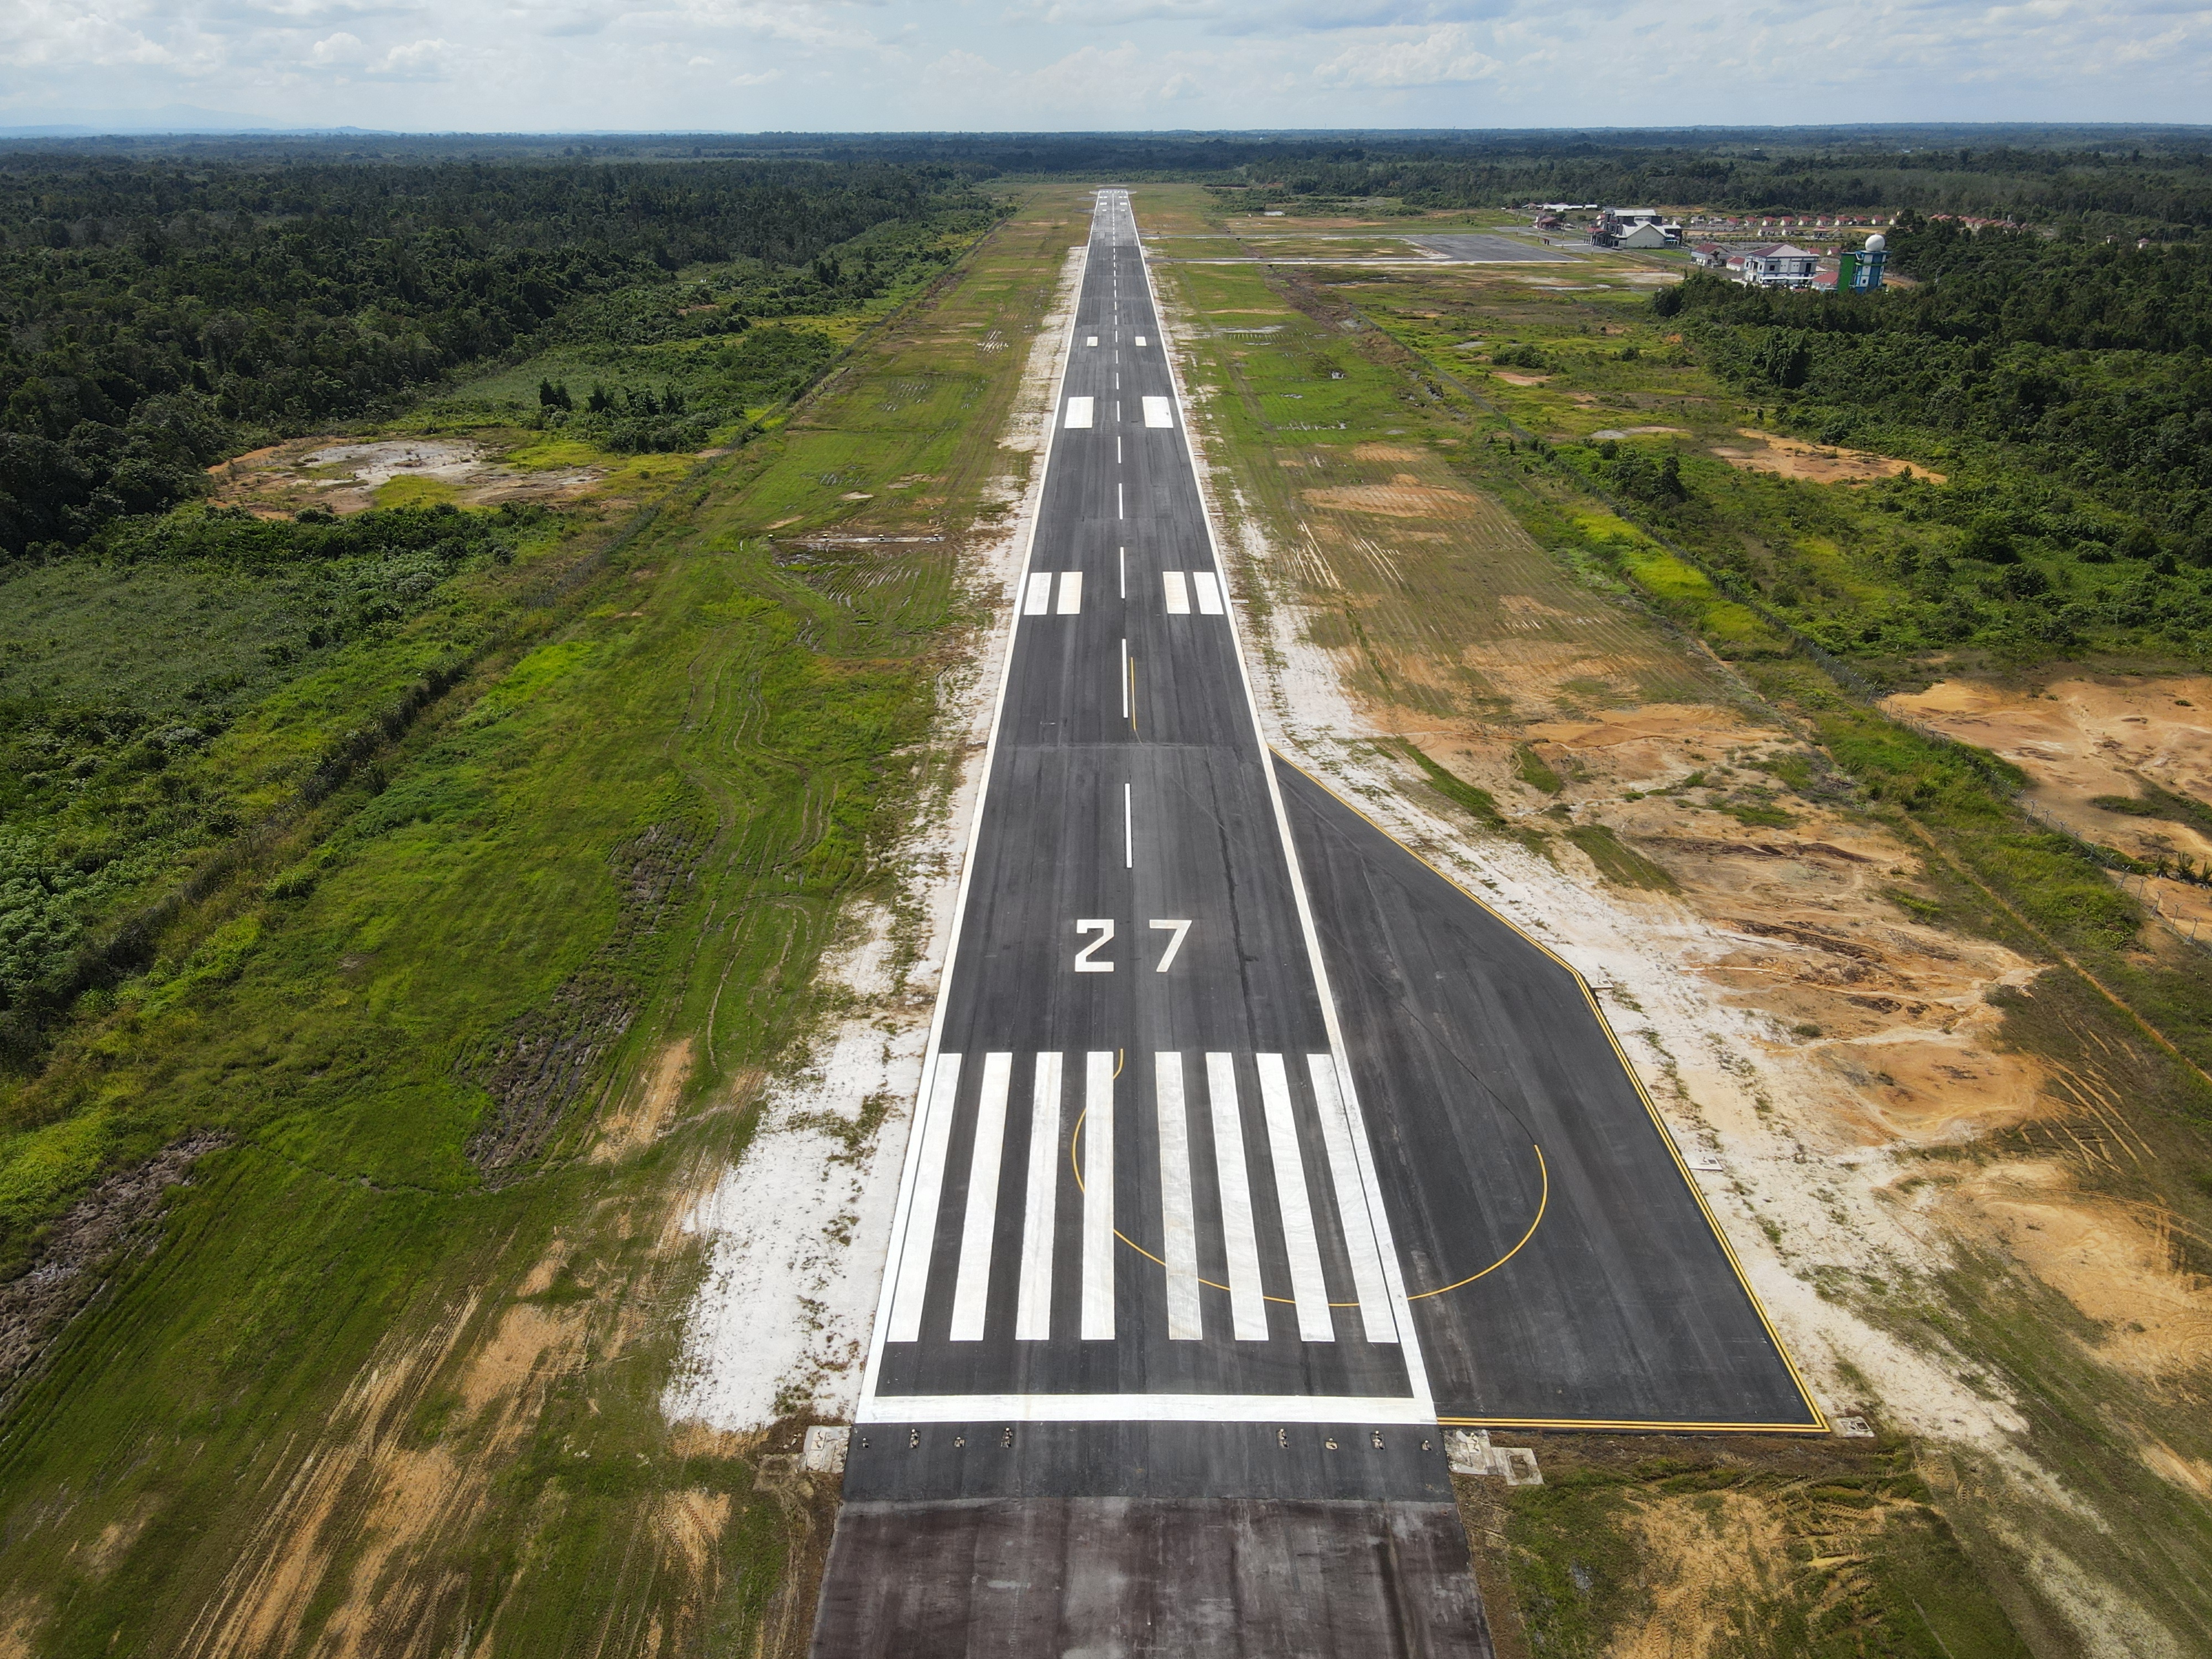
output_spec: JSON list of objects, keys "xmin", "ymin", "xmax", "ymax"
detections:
[{"xmin": 1123, "ymin": 781, "xmax": 1134, "ymax": 868}]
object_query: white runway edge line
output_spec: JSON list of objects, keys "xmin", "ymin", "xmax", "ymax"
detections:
[
  {"xmin": 885, "ymin": 1053, "xmax": 963, "ymax": 1343},
  {"xmin": 1064, "ymin": 395, "xmax": 1094, "ymax": 429},
  {"xmin": 1135, "ymin": 198, "xmax": 1439, "ymax": 1411},
  {"xmin": 854, "ymin": 225, "xmax": 1088, "ymax": 1409}
]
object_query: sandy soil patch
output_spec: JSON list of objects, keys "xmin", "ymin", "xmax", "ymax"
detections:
[
  {"xmin": 1491, "ymin": 370, "xmax": 1552, "ymax": 386},
  {"xmin": 1610, "ymin": 1490, "xmax": 1792, "ymax": 1659},
  {"xmin": 1350, "ymin": 443, "xmax": 1428, "ymax": 462},
  {"xmin": 1712, "ymin": 429, "xmax": 1944, "ymax": 485},
  {"xmin": 1885, "ymin": 674, "xmax": 2212, "ymax": 936},
  {"xmin": 1944, "ymin": 1161, "xmax": 2212, "ymax": 1384},
  {"xmin": 592, "ymin": 1036, "xmax": 697, "ymax": 1162},
  {"xmin": 207, "ymin": 435, "xmax": 609, "ymax": 515},
  {"xmin": 1303, "ymin": 478, "xmax": 1486, "ymax": 518}
]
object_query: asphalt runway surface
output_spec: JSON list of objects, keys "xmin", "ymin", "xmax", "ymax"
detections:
[
  {"xmin": 1276, "ymin": 761, "xmax": 1823, "ymax": 1431},
  {"xmin": 808, "ymin": 188, "xmax": 1808, "ymax": 1655}
]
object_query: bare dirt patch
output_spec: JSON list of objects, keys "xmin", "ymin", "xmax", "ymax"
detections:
[
  {"xmin": 207, "ymin": 435, "xmax": 608, "ymax": 515},
  {"xmin": 1350, "ymin": 442, "xmax": 1428, "ymax": 462},
  {"xmin": 1303, "ymin": 478, "xmax": 1486, "ymax": 518},
  {"xmin": 0, "ymin": 1130, "xmax": 231, "ymax": 1401},
  {"xmin": 1943, "ymin": 1161, "xmax": 2212, "ymax": 1384},
  {"xmin": 1610, "ymin": 1490, "xmax": 1793, "ymax": 1659},
  {"xmin": 1885, "ymin": 674, "xmax": 2212, "ymax": 937},
  {"xmin": 1491, "ymin": 370, "xmax": 1552, "ymax": 386},
  {"xmin": 592, "ymin": 1036, "xmax": 697, "ymax": 1163},
  {"xmin": 1712, "ymin": 429, "xmax": 1945, "ymax": 486}
]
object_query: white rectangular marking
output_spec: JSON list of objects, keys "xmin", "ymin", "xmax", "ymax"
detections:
[
  {"xmin": 949, "ymin": 1052, "xmax": 1013, "ymax": 1341},
  {"xmin": 1162, "ymin": 570, "xmax": 1190, "ymax": 615},
  {"xmin": 1024, "ymin": 572, "xmax": 1052, "ymax": 615},
  {"xmin": 886, "ymin": 1053, "xmax": 962, "ymax": 1342},
  {"xmin": 1056, "ymin": 570, "xmax": 1082, "ymax": 614},
  {"xmin": 1082, "ymin": 1052, "xmax": 1115, "ymax": 1339},
  {"xmin": 1123, "ymin": 782, "xmax": 1133, "ymax": 868},
  {"xmin": 857, "ymin": 1392, "xmax": 1434, "ymax": 1426},
  {"xmin": 1142, "ymin": 395, "xmax": 1173, "ymax": 429},
  {"xmin": 1135, "ymin": 335, "xmax": 1149, "ymax": 346},
  {"xmin": 1257, "ymin": 1053, "xmax": 1333, "ymax": 1342},
  {"xmin": 1192, "ymin": 571, "xmax": 1224, "ymax": 615},
  {"xmin": 1155, "ymin": 1053, "xmax": 1202, "ymax": 1340},
  {"xmin": 1308, "ymin": 1055, "xmax": 1398, "ymax": 1344},
  {"xmin": 1087, "ymin": 336, "xmax": 1098, "ymax": 346},
  {"xmin": 1206, "ymin": 1053, "xmax": 1269, "ymax": 1341},
  {"xmin": 1015, "ymin": 1053, "xmax": 1061, "ymax": 1340},
  {"xmin": 1063, "ymin": 395, "xmax": 1094, "ymax": 429}
]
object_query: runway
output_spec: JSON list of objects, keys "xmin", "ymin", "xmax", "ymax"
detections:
[{"xmin": 808, "ymin": 189, "xmax": 1815, "ymax": 1656}]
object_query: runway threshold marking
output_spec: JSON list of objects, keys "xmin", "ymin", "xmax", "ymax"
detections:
[
  {"xmin": 1063, "ymin": 395, "xmax": 1094, "ymax": 427},
  {"xmin": 1163, "ymin": 571, "xmax": 1190, "ymax": 614}
]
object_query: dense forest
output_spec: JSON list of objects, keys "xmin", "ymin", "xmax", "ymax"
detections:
[
  {"xmin": 1660, "ymin": 215, "xmax": 2212, "ymax": 561},
  {"xmin": 0, "ymin": 156, "xmax": 994, "ymax": 556}
]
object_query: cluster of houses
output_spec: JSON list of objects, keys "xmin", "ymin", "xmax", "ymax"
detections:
[{"xmin": 1521, "ymin": 202, "xmax": 1892, "ymax": 293}]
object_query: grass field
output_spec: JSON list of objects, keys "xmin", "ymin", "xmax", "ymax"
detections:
[
  {"xmin": 1139, "ymin": 178, "xmax": 2212, "ymax": 1656},
  {"xmin": 0, "ymin": 185, "xmax": 1087, "ymax": 1657}
]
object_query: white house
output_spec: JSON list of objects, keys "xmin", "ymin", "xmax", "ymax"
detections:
[{"xmin": 1731, "ymin": 243, "xmax": 1820, "ymax": 288}]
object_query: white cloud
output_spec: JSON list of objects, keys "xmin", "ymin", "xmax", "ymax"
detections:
[
  {"xmin": 373, "ymin": 35, "xmax": 455, "ymax": 74},
  {"xmin": 1313, "ymin": 22, "xmax": 1499, "ymax": 85},
  {"xmin": 0, "ymin": 0, "xmax": 2206, "ymax": 130}
]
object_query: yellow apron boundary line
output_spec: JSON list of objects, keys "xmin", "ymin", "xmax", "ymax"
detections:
[
  {"xmin": 1437, "ymin": 1415, "xmax": 1830, "ymax": 1434},
  {"xmin": 1268, "ymin": 750, "xmax": 1832, "ymax": 1435}
]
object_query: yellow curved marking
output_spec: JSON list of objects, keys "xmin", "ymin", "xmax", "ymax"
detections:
[
  {"xmin": 1405, "ymin": 1143, "xmax": 1546, "ymax": 1301},
  {"xmin": 1070, "ymin": 1107, "xmax": 1546, "ymax": 1308},
  {"xmin": 1267, "ymin": 749, "xmax": 1830, "ymax": 1432}
]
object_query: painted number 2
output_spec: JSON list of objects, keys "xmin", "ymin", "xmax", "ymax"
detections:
[{"xmin": 1072, "ymin": 918, "xmax": 1192, "ymax": 973}]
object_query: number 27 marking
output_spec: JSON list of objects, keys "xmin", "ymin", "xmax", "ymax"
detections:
[{"xmin": 1072, "ymin": 918, "xmax": 1192, "ymax": 973}]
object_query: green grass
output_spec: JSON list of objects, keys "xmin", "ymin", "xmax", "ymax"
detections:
[
  {"xmin": 0, "ymin": 188, "xmax": 1091, "ymax": 1653},
  {"xmin": 1564, "ymin": 823, "xmax": 1677, "ymax": 891}
]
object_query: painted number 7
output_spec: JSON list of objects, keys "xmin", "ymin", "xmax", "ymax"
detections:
[{"xmin": 1071, "ymin": 918, "xmax": 1192, "ymax": 973}]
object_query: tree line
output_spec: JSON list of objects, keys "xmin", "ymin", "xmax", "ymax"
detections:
[{"xmin": 0, "ymin": 155, "xmax": 993, "ymax": 559}]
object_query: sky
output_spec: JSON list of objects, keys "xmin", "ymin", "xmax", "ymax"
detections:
[{"xmin": 3, "ymin": 0, "xmax": 2210, "ymax": 133}]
